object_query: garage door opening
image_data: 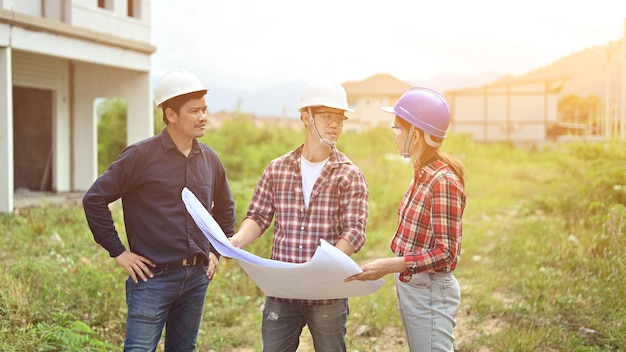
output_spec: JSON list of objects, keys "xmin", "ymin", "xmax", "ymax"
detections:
[{"xmin": 13, "ymin": 86, "xmax": 53, "ymax": 191}]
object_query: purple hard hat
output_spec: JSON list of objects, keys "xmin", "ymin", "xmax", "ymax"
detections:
[{"xmin": 382, "ymin": 87, "xmax": 450, "ymax": 139}]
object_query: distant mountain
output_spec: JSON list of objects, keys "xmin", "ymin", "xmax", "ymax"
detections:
[
  {"xmin": 411, "ymin": 42, "xmax": 614, "ymax": 100},
  {"xmin": 150, "ymin": 76, "xmax": 308, "ymax": 119},
  {"xmin": 197, "ymin": 73, "xmax": 506, "ymax": 118},
  {"xmin": 151, "ymin": 44, "xmax": 614, "ymax": 118},
  {"xmin": 231, "ymin": 80, "xmax": 309, "ymax": 119},
  {"xmin": 496, "ymin": 42, "xmax": 617, "ymax": 99},
  {"xmin": 409, "ymin": 70, "xmax": 509, "ymax": 94}
]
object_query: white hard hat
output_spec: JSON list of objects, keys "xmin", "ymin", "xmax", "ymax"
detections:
[
  {"xmin": 155, "ymin": 69, "xmax": 208, "ymax": 107},
  {"xmin": 298, "ymin": 78, "xmax": 353, "ymax": 112}
]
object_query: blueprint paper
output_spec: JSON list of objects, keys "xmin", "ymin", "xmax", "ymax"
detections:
[{"xmin": 182, "ymin": 187, "xmax": 384, "ymax": 299}]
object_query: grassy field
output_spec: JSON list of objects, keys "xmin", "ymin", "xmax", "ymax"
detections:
[{"xmin": 1, "ymin": 120, "xmax": 625, "ymax": 351}]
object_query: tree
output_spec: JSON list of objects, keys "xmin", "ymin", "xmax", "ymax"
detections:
[
  {"xmin": 558, "ymin": 94, "xmax": 602, "ymax": 126},
  {"xmin": 97, "ymin": 98, "xmax": 127, "ymax": 174}
]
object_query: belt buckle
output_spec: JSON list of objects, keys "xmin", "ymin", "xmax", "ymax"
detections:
[{"xmin": 182, "ymin": 256, "xmax": 197, "ymax": 266}]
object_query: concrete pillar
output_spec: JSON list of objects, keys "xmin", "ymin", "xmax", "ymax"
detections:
[
  {"xmin": 126, "ymin": 71, "xmax": 154, "ymax": 144},
  {"xmin": 0, "ymin": 47, "xmax": 13, "ymax": 213},
  {"xmin": 71, "ymin": 63, "xmax": 98, "ymax": 191}
]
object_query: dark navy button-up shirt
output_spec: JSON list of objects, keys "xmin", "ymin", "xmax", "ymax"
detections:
[{"xmin": 83, "ymin": 128, "xmax": 236, "ymax": 264}]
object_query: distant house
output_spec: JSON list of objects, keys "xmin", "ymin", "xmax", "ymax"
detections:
[
  {"xmin": 445, "ymin": 77, "xmax": 568, "ymax": 143},
  {"xmin": 343, "ymin": 74, "xmax": 412, "ymax": 130},
  {"xmin": 0, "ymin": 1, "xmax": 155, "ymax": 213}
]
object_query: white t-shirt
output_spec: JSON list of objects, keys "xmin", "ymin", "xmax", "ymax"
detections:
[{"xmin": 301, "ymin": 155, "xmax": 328, "ymax": 208}]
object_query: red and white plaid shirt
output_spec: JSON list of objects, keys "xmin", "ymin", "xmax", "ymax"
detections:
[
  {"xmin": 245, "ymin": 145, "xmax": 369, "ymax": 304},
  {"xmin": 391, "ymin": 160, "xmax": 466, "ymax": 275}
]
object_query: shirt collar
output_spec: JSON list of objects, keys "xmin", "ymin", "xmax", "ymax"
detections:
[
  {"xmin": 289, "ymin": 145, "xmax": 350, "ymax": 168},
  {"xmin": 414, "ymin": 159, "xmax": 446, "ymax": 178},
  {"xmin": 159, "ymin": 127, "xmax": 200, "ymax": 154}
]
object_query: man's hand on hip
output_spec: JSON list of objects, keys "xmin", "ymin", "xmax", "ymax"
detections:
[{"xmin": 114, "ymin": 250, "xmax": 156, "ymax": 283}]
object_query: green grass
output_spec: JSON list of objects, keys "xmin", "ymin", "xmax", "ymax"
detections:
[{"xmin": 1, "ymin": 121, "xmax": 625, "ymax": 351}]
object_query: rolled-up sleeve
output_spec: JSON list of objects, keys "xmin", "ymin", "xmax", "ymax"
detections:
[{"xmin": 338, "ymin": 168, "xmax": 368, "ymax": 252}]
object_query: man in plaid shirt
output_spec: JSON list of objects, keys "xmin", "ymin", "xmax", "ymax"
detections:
[{"xmin": 230, "ymin": 78, "xmax": 368, "ymax": 352}]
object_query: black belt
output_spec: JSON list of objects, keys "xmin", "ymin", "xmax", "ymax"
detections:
[{"xmin": 158, "ymin": 254, "xmax": 206, "ymax": 269}]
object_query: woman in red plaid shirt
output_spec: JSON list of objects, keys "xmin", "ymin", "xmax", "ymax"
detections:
[
  {"xmin": 346, "ymin": 87, "xmax": 466, "ymax": 352},
  {"xmin": 230, "ymin": 78, "xmax": 369, "ymax": 352}
]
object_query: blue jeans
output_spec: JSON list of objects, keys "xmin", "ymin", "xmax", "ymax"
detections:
[
  {"xmin": 395, "ymin": 272, "xmax": 460, "ymax": 352},
  {"xmin": 123, "ymin": 264, "xmax": 210, "ymax": 352},
  {"xmin": 261, "ymin": 297, "xmax": 349, "ymax": 352}
]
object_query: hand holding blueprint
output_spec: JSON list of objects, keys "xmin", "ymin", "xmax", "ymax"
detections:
[{"xmin": 182, "ymin": 187, "xmax": 384, "ymax": 299}]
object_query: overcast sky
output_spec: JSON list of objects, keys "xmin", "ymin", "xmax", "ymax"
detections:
[{"xmin": 150, "ymin": 1, "xmax": 626, "ymax": 91}]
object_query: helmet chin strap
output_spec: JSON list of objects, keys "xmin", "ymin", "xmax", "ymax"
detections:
[
  {"xmin": 307, "ymin": 107, "xmax": 336, "ymax": 147},
  {"xmin": 401, "ymin": 126, "xmax": 415, "ymax": 158},
  {"xmin": 424, "ymin": 133, "xmax": 443, "ymax": 148}
]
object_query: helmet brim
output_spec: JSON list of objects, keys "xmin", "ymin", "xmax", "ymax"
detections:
[
  {"xmin": 299, "ymin": 104, "xmax": 354, "ymax": 113},
  {"xmin": 156, "ymin": 88, "xmax": 208, "ymax": 107}
]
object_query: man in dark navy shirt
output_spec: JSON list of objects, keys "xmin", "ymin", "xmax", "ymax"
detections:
[{"xmin": 83, "ymin": 69, "xmax": 235, "ymax": 352}]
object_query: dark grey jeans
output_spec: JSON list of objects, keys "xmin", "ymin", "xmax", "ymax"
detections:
[{"xmin": 261, "ymin": 296, "xmax": 349, "ymax": 352}]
